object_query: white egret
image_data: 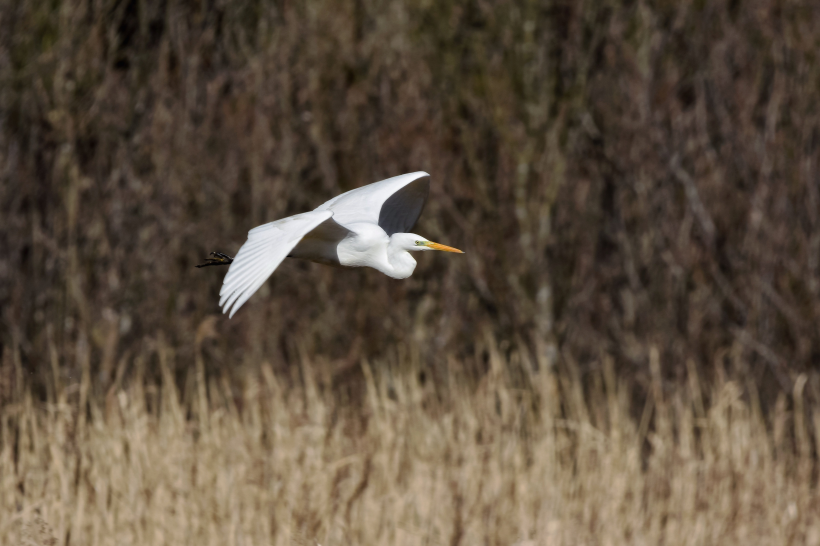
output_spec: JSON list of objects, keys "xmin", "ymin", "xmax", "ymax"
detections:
[{"xmin": 198, "ymin": 172, "xmax": 463, "ymax": 317}]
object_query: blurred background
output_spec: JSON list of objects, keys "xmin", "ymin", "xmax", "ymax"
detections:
[{"xmin": 2, "ymin": 0, "xmax": 819, "ymax": 408}]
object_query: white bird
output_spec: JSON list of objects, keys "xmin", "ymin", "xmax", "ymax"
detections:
[{"xmin": 197, "ymin": 172, "xmax": 463, "ymax": 318}]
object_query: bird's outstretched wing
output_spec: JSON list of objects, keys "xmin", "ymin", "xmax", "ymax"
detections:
[
  {"xmin": 315, "ymin": 171, "xmax": 430, "ymax": 235},
  {"xmin": 219, "ymin": 210, "xmax": 333, "ymax": 318}
]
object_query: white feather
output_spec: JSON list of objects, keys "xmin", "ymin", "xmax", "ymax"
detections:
[{"xmin": 218, "ymin": 210, "xmax": 333, "ymax": 317}]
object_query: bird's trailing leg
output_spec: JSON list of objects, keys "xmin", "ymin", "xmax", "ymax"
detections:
[{"xmin": 196, "ymin": 252, "xmax": 234, "ymax": 268}]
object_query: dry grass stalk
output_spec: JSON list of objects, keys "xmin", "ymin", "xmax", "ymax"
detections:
[{"xmin": 2, "ymin": 352, "xmax": 818, "ymax": 546}]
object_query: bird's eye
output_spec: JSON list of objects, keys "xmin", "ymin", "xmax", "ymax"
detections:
[{"xmin": 415, "ymin": 240, "xmax": 423, "ymax": 245}]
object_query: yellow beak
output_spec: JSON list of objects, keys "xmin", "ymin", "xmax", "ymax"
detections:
[{"xmin": 425, "ymin": 241, "xmax": 464, "ymax": 253}]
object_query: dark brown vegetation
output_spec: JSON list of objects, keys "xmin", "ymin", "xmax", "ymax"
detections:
[
  {"xmin": 3, "ymin": 0, "xmax": 819, "ymax": 400},
  {"xmin": 2, "ymin": 0, "xmax": 820, "ymax": 542}
]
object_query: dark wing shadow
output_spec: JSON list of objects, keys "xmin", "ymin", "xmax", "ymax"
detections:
[{"xmin": 378, "ymin": 176, "xmax": 430, "ymax": 235}]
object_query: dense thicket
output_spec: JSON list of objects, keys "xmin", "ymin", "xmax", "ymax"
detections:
[{"xmin": 2, "ymin": 0, "xmax": 819, "ymax": 404}]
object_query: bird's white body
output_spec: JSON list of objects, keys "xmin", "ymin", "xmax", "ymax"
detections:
[{"xmin": 212, "ymin": 172, "xmax": 463, "ymax": 317}]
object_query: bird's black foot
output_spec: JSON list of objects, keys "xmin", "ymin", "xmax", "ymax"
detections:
[{"xmin": 196, "ymin": 252, "xmax": 234, "ymax": 268}]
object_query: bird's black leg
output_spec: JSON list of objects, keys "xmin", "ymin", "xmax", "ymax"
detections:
[{"xmin": 196, "ymin": 251, "xmax": 235, "ymax": 268}]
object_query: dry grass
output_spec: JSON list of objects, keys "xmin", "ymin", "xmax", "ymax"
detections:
[{"xmin": 3, "ymin": 346, "xmax": 819, "ymax": 546}]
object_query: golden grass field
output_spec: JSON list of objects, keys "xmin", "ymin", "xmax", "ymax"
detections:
[{"xmin": 3, "ymin": 344, "xmax": 819, "ymax": 546}]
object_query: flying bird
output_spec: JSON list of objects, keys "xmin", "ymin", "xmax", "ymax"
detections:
[{"xmin": 197, "ymin": 172, "xmax": 463, "ymax": 317}]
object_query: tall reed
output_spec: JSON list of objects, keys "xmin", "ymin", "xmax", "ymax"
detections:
[{"xmin": 3, "ymin": 346, "xmax": 817, "ymax": 545}]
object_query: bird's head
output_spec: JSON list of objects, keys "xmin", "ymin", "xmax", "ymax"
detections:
[{"xmin": 392, "ymin": 233, "xmax": 464, "ymax": 254}]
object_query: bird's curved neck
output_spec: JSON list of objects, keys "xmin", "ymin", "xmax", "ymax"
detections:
[{"xmin": 384, "ymin": 238, "xmax": 417, "ymax": 279}]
